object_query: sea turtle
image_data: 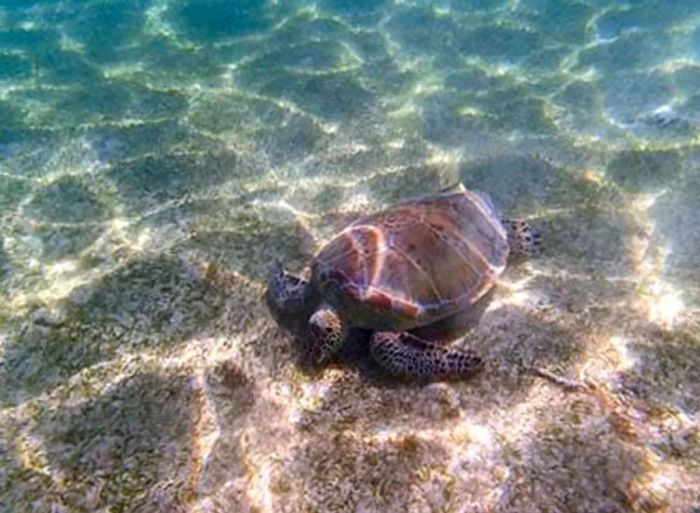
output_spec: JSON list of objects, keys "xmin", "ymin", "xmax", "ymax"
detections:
[{"xmin": 266, "ymin": 183, "xmax": 541, "ymax": 381}]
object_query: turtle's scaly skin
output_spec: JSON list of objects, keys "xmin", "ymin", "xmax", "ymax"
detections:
[
  {"xmin": 266, "ymin": 184, "xmax": 541, "ymax": 381},
  {"xmin": 369, "ymin": 331, "xmax": 485, "ymax": 380}
]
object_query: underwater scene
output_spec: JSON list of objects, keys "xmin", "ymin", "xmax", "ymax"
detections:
[{"xmin": 1, "ymin": 0, "xmax": 700, "ymax": 511}]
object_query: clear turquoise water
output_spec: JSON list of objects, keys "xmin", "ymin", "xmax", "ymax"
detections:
[{"xmin": 1, "ymin": 1, "xmax": 700, "ymax": 512}]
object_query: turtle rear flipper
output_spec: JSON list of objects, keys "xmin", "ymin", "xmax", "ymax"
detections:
[
  {"xmin": 503, "ymin": 218, "xmax": 542, "ymax": 258},
  {"xmin": 369, "ymin": 331, "xmax": 484, "ymax": 381}
]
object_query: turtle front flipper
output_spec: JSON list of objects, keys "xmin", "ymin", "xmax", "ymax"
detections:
[
  {"xmin": 502, "ymin": 218, "xmax": 542, "ymax": 258},
  {"xmin": 369, "ymin": 331, "xmax": 484, "ymax": 381},
  {"xmin": 265, "ymin": 262, "xmax": 319, "ymax": 329}
]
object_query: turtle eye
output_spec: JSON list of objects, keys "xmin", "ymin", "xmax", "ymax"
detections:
[
  {"xmin": 310, "ymin": 323, "xmax": 326, "ymax": 338},
  {"xmin": 310, "ymin": 320, "xmax": 336, "ymax": 344}
]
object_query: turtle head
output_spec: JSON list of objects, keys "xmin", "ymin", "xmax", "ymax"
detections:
[
  {"xmin": 265, "ymin": 262, "xmax": 319, "ymax": 333},
  {"xmin": 308, "ymin": 305, "xmax": 346, "ymax": 364}
]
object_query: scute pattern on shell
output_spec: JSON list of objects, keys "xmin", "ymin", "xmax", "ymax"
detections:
[{"xmin": 312, "ymin": 189, "xmax": 509, "ymax": 330}]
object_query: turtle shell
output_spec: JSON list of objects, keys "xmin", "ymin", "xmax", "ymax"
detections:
[{"xmin": 311, "ymin": 187, "xmax": 510, "ymax": 331}]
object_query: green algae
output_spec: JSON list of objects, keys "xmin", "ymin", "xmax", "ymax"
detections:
[
  {"xmin": 0, "ymin": 53, "xmax": 33, "ymax": 80},
  {"xmin": 0, "ymin": 236, "xmax": 8, "ymax": 281},
  {"xmin": 521, "ymin": 0, "xmax": 594, "ymax": 45},
  {"xmin": 500, "ymin": 394, "xmax": 652, "ymax": 513},
  {"xmin": 459, "ymin": 25, "xmax": 542, "ymax": 62},
  {"xmin": 14, "ymin": 371, "xmax": 199, "ymax": 512},
  {"xmin": 555, "ymin": 80, "xmax": 602, "ymax": 113},
  {"xmin": 25, "ymin": 176, "xmax": 109, "ymax": 224},
  {"xmin": 179, "ymin": 203, "xmax": 314, "ymax": 281},
  {"xmin": 1, "ymin": 255, "xmax": 225, "ymax": 406},
  {"xmin": 168, "ymin": 0, "xmax": 276, "ymax": 42},
  {"xmin": 63, "ymin": 0, "xmax": 148, "ymax": 63},
  {"xmin": 0, "ymin": 174, "xmax": 32, "ymax": 211},
  {"xmin": 365, "ymin": 163, "xmax": 452, "ymax": 204},
  {"xmin": 577, "ymin": 30, "xmax": 670, "ymax": 72},
  {"xmin": 606, "ymin": 149, "xmax": 682, "ymax": 193},
  {"xmin": 106, "ymin": 149, "xmax": 241, "ymax": 213},
  {"xmin": 624, "ymin": 328, "xmax": 700, "ymax": 413},
  {"xmin": 386, "ymin": 6, "xmax": 461, "ymax": 58}
]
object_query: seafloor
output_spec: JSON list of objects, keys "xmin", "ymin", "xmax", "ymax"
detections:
[{"xmin": 1, "ymin": 0, "xmax": 700, "ymax": 512}]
